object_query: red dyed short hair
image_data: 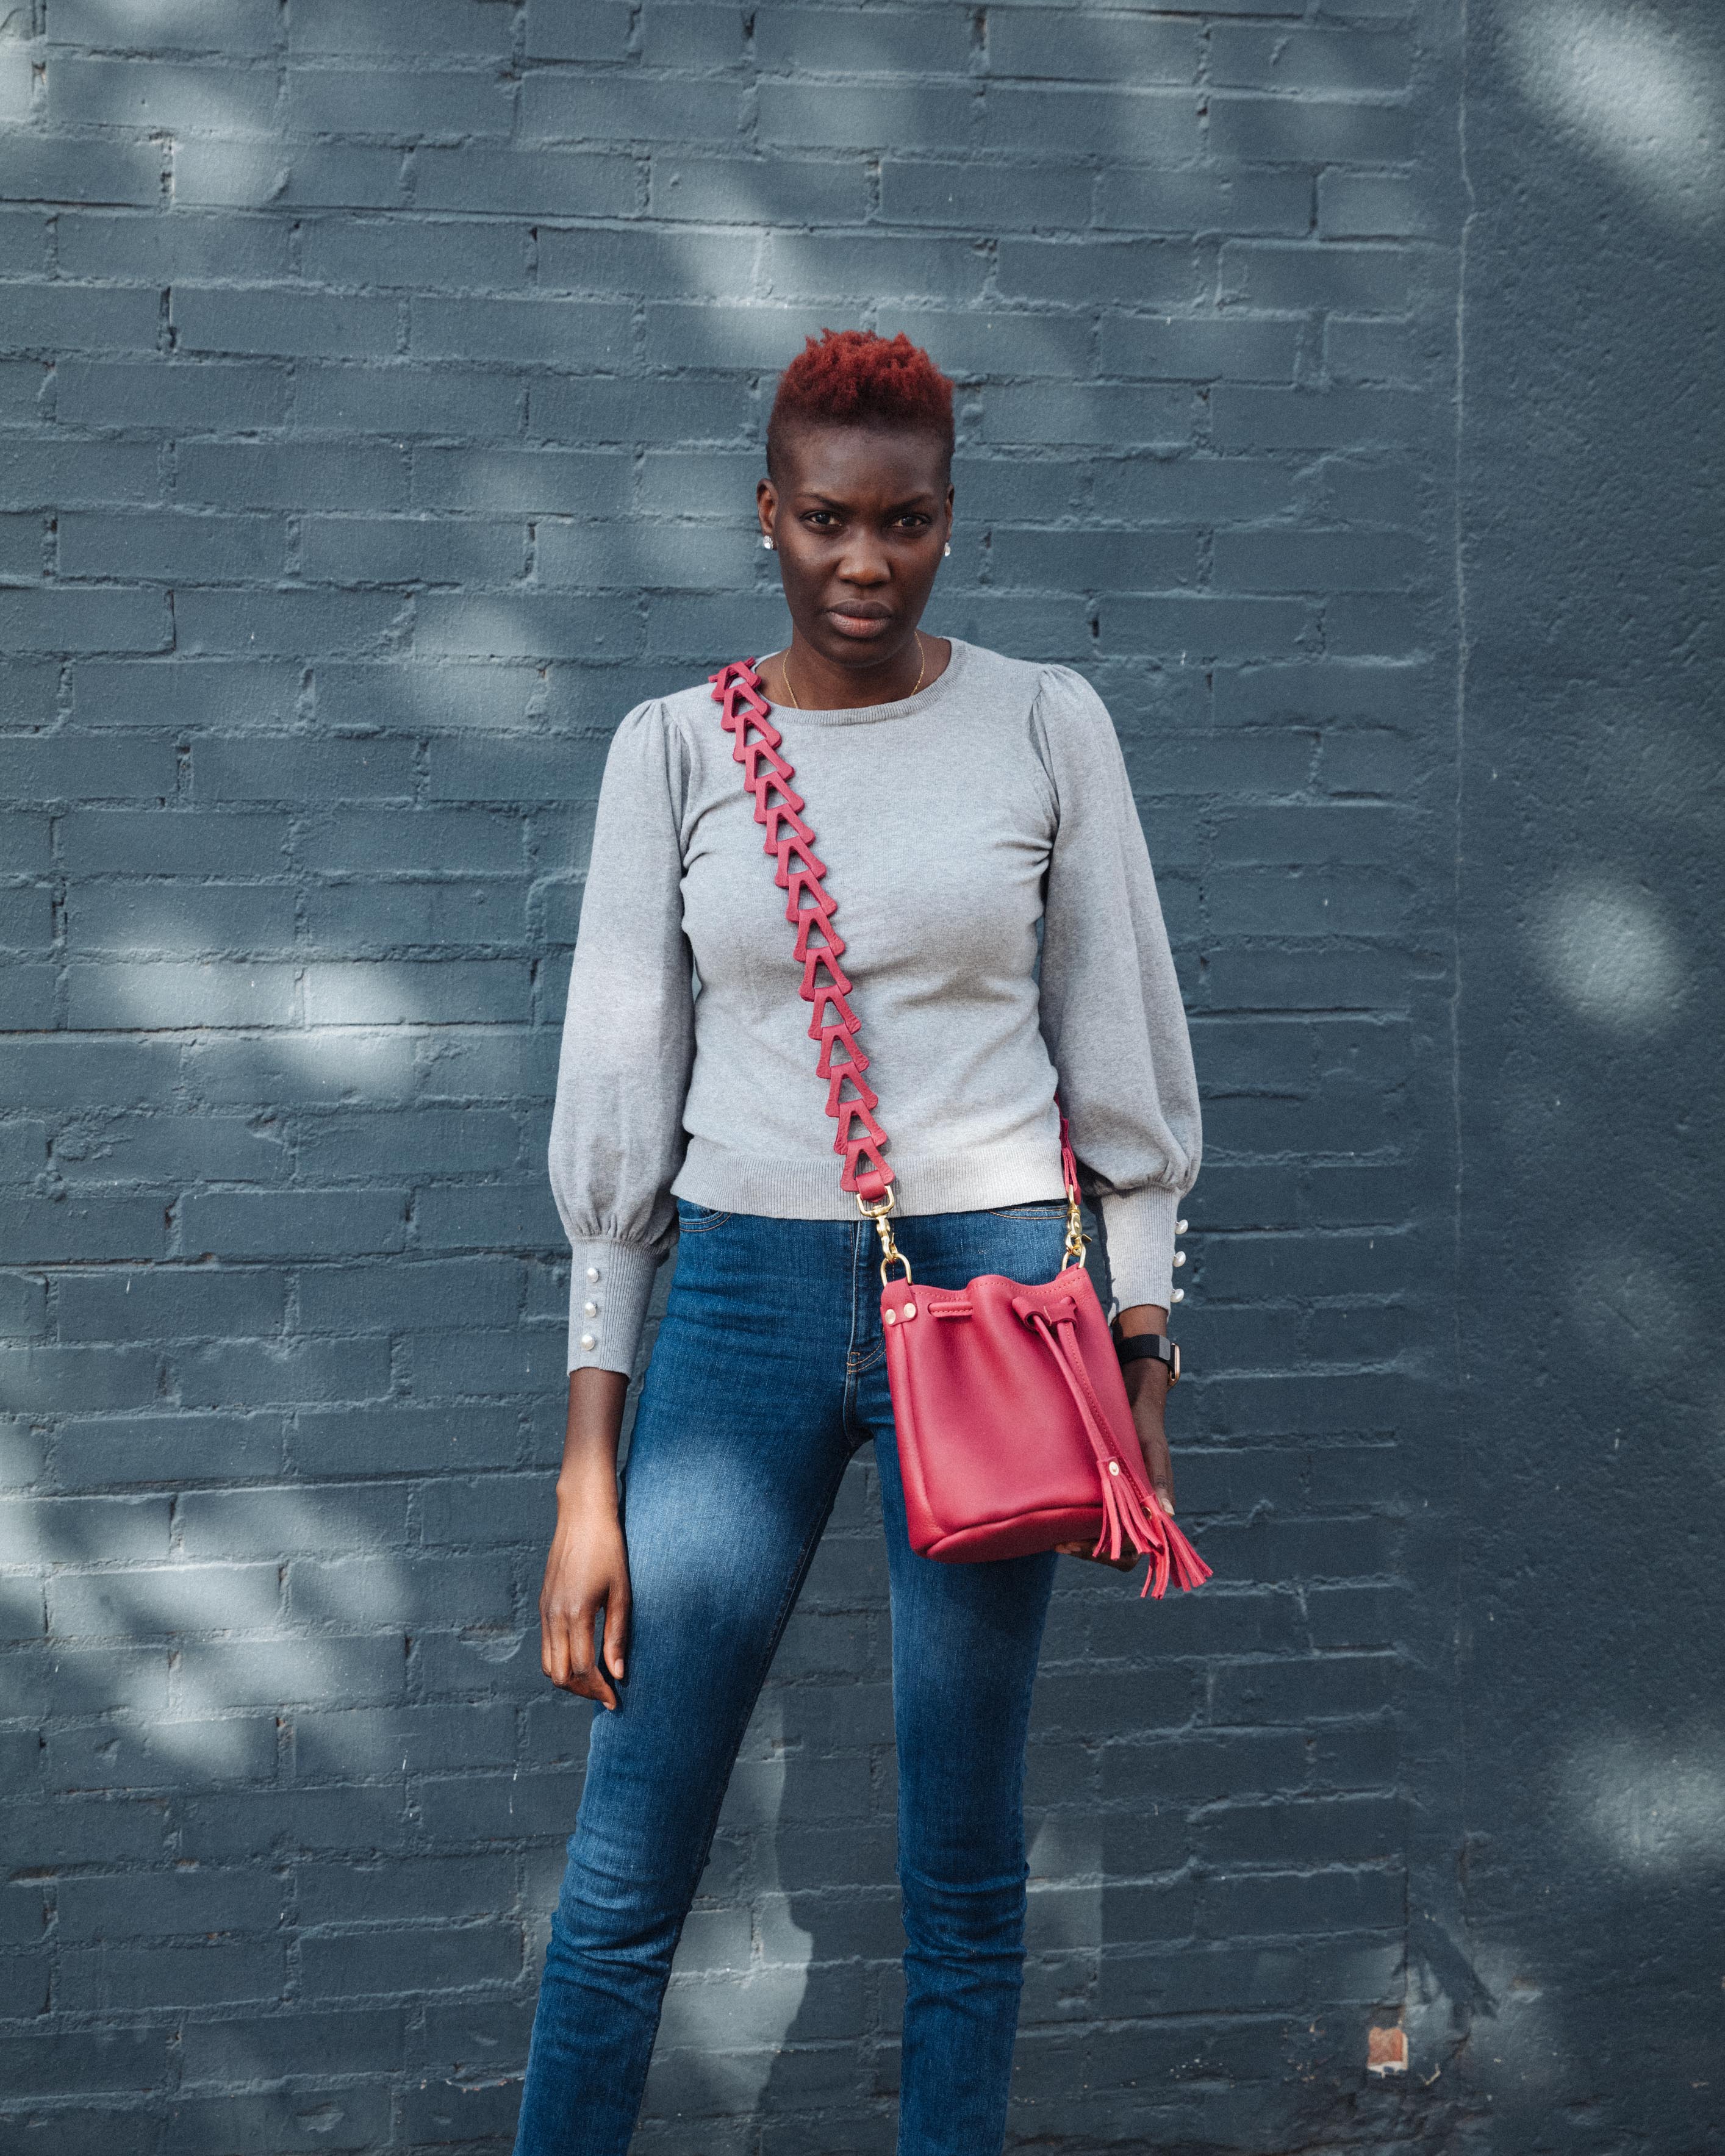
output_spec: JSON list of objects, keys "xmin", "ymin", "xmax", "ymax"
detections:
[{"xmin": 767, "ymin": 328, "xmax": 955, "ymax": 476}]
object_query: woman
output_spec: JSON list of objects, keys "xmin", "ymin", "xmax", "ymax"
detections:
[{"xmin": 516, "ymin": 330, "xmax": 1200, "ymax": 2156}]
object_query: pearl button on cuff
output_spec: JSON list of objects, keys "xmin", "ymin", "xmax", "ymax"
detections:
[
  {"xmin": 579, "ymin": 1333, "xmax": 596, "ymax": 1352},
  {"xmin": 586, "ymin": 1266, "xmax": 601, "ymax": 1283},
  {"xmin": 1173, "ymin": 1252, "xmax": 1187, "ymax": 1268},
  {"xmin": 1176, "ymin": 1219, "xmax": 1189, "ymax": 1235},
  {"xmin": 1171, "ymin": 1288, "xmax": 1185, "ymax": 1303},
  {"xmin": 583, "ymin": 1300, "xmax": 598, "ymax": 1317}
]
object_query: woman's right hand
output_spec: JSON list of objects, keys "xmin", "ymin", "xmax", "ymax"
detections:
[
  {"xmin": 539, "ymin": 1497, "xmax": 631, "ymax": 1710},
  {"xmin": 539, "ymin": 1367, "xmax": 632, "ymax": 1709}
]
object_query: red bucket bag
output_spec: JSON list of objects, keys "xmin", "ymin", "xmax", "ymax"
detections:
[{"xmin": 710, "ymin": 659, "xmax": 1211, "ymax": 1599}]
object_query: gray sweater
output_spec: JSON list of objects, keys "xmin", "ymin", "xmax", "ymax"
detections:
[{"xmin": 550, "ymin": 638, "xmax": 1200, "ymax": 1375}]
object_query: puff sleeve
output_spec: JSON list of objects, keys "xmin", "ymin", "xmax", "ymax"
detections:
[
  {"xmin": 548, "ymin": 702, "xmax": 695, "ymax": 1376},
  {"xmin": 1032, "ymin": 666, "xmax": 1201, "ymax": 1314}
]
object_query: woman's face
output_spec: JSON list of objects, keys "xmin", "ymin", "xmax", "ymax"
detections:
[{"xmin": 757, "ymin": 422, "xmax": 954, "ymax": 675}]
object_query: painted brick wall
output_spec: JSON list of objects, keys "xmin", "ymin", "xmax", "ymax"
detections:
[{"xmin": 0, "ymin": 4, "xmax": 1471, "ymax": 2151}]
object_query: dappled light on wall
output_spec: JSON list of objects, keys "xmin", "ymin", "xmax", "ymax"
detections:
[
  {"xmin": 1526, "ymin": 873, "xmax": 1682, "ymax": 1034},
  {"xmin": 1565, "ymin": 1736, "xmax": 1725, "ymax": 1876},
  {"xmin": 1504, "ymin": 0, "xmax": 1725, "ymax": 232}
]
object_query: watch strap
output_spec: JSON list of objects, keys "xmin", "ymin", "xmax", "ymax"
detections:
[{"xmin": 1114, "ymin": 1331, "xmax": 1180, "ymax": 1383}]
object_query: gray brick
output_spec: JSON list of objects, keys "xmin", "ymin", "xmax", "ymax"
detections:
[
  {"xmin": 0, "ymin": 1202, "xmax": 167, "ymax": 1266},
  {"xmin": 650, "ymin": 153, "xmax": 868, "ymax": 227},
  {"xmin": 0, "ymin": 356, "xmax": 48, "ymax": 417},
  {"xmin": 1318, "ymin": 171, "xmax": 1430, "ymax": 240},
  {"xmin": 1098, "ymin": 165, "xmax": 1312, "ymax": 236},
  {"xmin": 174, "ymin": 140, "xmax": 411, "ymax": 210},
  {"xmin": 176, "ymin": 1336, "xmax": 393, "ymax": 1409},
  {"xmin": 166, "ymin": 2088, "xmax": 393, "ymax": 2154},
  {"xmin": 57, "ymin": 1267, "xmax": 287, "ymax": 1342},
  {"xmin": 57, "ymin": 207, "xmax": 292, "ymax": 283},
  {"xmin": 988, "ymin": 12, "xmax": 1199, "ymax": 82},
  {"xmin": 59, "ymin": 509, "xmax": 284, "ymax": 582},
  {"xmin": 412, "ymin": 146, "xmax": 640, "ymax": 218},
  {"xmin": 1211, "ymin": 26, "xmax": 1413, "ymax": 91},
  {"xmin": 759, "ymin": 81, "xmax": 973, "ymax": 151},
  {"xmin": 523, "ymin": 72, "xmax": 745, "ymax": 145},
  {"xmin": 298, "ymin": 1919, "xmax": 520, "ymax": 1998},
  {"xmin": 1325, "ymin": 313, "xmax": 1421, "ymax": 382},
  {"xmin": 50, "ymin": 0, "xmax": 278, "ymax": 51},
  {"xmin": 983, "ymin": 84, "xmax": 1200, "ymax": 158},
  {"xmin": 997, "ymin": 236, "xmax": 1204, "ymax": 308},
  {"xmin": 179, "ymin": 2005, "xmax": 406, "ymax": 2084},
  {"xmin": 45, "ymin": 1712, "xmax": 276, "ymax": 1792},
  {"xmin": 1100, "ymin": 313, "xmax": 1300, "ymax": 382},
  {"xmin": 0, "ymin": 585, "xmax": 173, "ymax": 653},
  {"xmin": 290, "ymin": 0, "xmax": 515, "ymax": 59},
  {"xmin": 0, "ymin": 134, "xmax": 165, "ymax": 206},
  {"xmin": 637, "ymin": 2, "xmax": 745, "ymax": 70},
  {"xmin": 1208, "ymin": 95, "xmax": 1413, "ymax": 165},
  {"xmin": 173, "ymin": 284, "xmax": 401, "ymax": 359},
  {"xmin": 539, "ymin": 225, "xmax": 758, "ymax": 299},
  {"xmin": 767, "ymin": 231, "xmax": 989, "ymax": 304},
  {"xmin": 171, "ymin": 1634, "xmax": 410, "ymax": 1713},
  {"xmin": 296, "ymin": 360, "xmax": 525, "ymax": 437},
  {"xmin": 525, "ymin": 0, "xmax": 633, "ymax": 62},
  {"xmin": 0, "ymin": 2027, "xmax": 166, "ymax": 2100},
  {"xmin": 56, "ymin": 45, "xmax": 262, "ymax": 131},
  {"xmin": 410, "ymin": 292, "xmax": 631, "ymax": 367},
  {"xmin": 177, "ymin": 439, "xmax": 410, "ymax": 510},
  {"xmin": 1221, "ymin": 240, "xmax": 1415, "ymax": 315},
  {"xmin": 192, "ymin": 735, "xmax": 416, "ymax": 803},
  {"xmin": 983, "ymin": 382, "xmax": 1196, "ymax": 447},
  {"xmin": 2, "ymin": 437, "xmax": 162, "ymax": 509},
  {"xmin": 292, "ymin": 1400, "xmax": 523, "ymax": 1478},
  {"xmin": 288, "ymin": 67, "xmax": 515, "ymax": 144},
  {"xmin": 413, "ymin": 444, "xmax": 630, "ymax": 514},
  {"xmin": 179, "ymin": 1191, "xmax": 409, "ymax": 1261}
]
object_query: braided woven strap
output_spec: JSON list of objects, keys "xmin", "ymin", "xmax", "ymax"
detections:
[{"xmin": 709, "ymin": 657, "xmax": 894, "ymax": 1202}]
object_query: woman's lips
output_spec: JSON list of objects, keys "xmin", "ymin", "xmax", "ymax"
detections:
[{"xmin": 826, "ymin": 607, "xmax": 895, "ymax": 640}]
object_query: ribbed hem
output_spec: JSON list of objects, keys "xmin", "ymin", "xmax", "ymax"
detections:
[
  {"xmin": 566, "ymin": 1239, "xmax": 662, "ymax": 1378},
  {"xmin": 672, "ymin": 1139, "xmax": 1066, "ymax": 1223},
  {"xmin": 1098, "ymin": 1186, "xmax": 1181, "ymax": 1316}
]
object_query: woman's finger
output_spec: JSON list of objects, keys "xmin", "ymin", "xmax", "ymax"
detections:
[
  {"xmin": 566, "ymin": 1604, "xmax": 618, "ymax": 1712},
  {"xmin": 601, "ymin": 1577, "xmax": 631, "ymax": 1688}
]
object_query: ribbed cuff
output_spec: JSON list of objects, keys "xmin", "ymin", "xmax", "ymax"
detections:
[
  {"xmin": 1098, "ymin": 1186, "xmax": 1182, "ymax": 1316},
  {"xmin": 566, "ymin": 1239, "xmax": 662, "ymax": 1378}
]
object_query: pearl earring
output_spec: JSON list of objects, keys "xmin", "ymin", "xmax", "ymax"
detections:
[
  {"xmin": 761, "ymin": 534, "xmax": 775, "ymax": 551},
  {"xmin": 942, "ymin": 542, "xmax": 951, "ymax": 557}
]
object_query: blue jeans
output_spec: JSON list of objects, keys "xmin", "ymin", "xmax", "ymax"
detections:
[{"xmin": 514, "ymin": 1203, "xmax": 1067, "ymax": 2156}]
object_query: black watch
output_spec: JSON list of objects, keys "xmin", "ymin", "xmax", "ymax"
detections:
[{"xmin": 1113, "ymin": 1330, "xmax": 1180, "ymax": 1384}]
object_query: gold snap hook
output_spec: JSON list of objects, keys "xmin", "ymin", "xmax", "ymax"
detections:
[{"xmin": 858, "ymin": 1185, "xmax": 913, "ymax": 1286}]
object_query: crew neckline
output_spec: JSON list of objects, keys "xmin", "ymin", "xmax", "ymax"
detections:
[{"xmin": 760, "ymin": 636, "xmax": 974, "ymax": 728}]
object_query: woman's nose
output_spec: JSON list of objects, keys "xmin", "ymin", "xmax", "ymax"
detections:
[{"xmin": 834, "ymin": 540, "xmax": 891, "ymax": 584}]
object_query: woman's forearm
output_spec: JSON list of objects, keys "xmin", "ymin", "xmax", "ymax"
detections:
[
  {"xmin": 556, "ymin": 1368, "xmax": 629, "ymax": 1511},
  {"xmin": 1114, "ymin": 1302, "xmax": 1168, "ymax": 1336}
]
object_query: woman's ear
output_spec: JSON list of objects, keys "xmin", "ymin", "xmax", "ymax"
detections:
[{"xmin": 756, "ymin": 475, "xmax": 778, "ymax": 546}]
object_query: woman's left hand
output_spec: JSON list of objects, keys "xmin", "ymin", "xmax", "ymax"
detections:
[{"xmin": 1055, "ymin": 1355, "xmax": 1175, "ymax": 1571}]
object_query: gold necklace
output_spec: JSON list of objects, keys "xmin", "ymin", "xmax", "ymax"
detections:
[{"xmin": 778, "ymin": 634, "xmax": 925, "ymax": 711}]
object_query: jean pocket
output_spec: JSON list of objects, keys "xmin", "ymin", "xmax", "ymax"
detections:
[
  {"xmin": 675, "ymin": 1199, "xmax": 733, "ymax": 1233},
  {"xmin": 984, "ymin": 1201, "xmax": 1069, "ymax": 1222}
]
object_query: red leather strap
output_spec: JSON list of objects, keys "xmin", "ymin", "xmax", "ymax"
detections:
[
  {"xmin": 1012, "ymin": 1292, "xmax": 1211, "ymax": 1600},
  {"xmin": 710, "ymin": 658, "xmax": 894, "ymax": 1200}
]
